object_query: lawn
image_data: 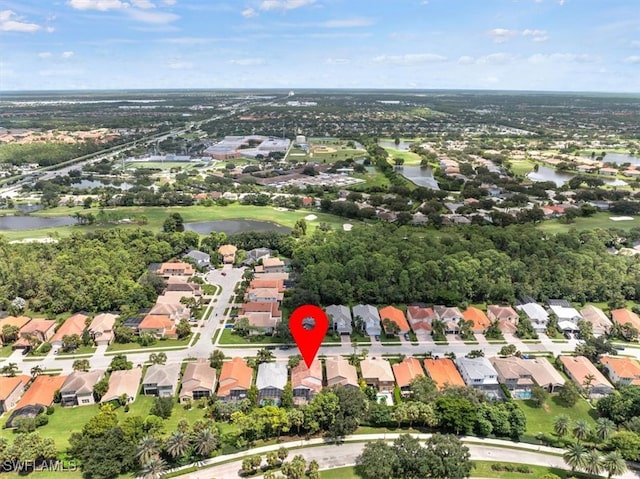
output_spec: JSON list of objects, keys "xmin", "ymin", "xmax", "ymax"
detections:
[
  {"xmin": 106, "ymin": 335, "xmax": 193, "ymax": 353},
  {"xmin": 347, "ymin": 171, "xmax": 391, "ymax": 191},
  {"xmin": 472, "ymin": 461, "xmax": 601, "ymax": 479},
  {"xmin": 538, "ymin": 212, "xmax": 640, "ymax": 235},
  {"xmin": 0, "ymin": 204, "xmax": 351, "ymax": 241},
  {"xmin": 57, "ymin": 346, "xmax": 96, "ymax": 356},
  {"xmin": 218, "ymin": 329, "xmax": 283, "ymax": 345},
  {"xmin": 320, "ymin": 466, "xmax": 359, "ymax": 479},
  {"xmin": 0, "ymin": 345, "xmax": 13, "ymax": 357},
  {"xmin": 518, "ymin": 395, "xmax": 597, "ymax": 436},
  {"xmin": 383, "ymin": 147, "xmax": 422, "ymax": 166},
  {"xmin": 509, "ymin": 159, "xmax": 536, "ymax": 177}
]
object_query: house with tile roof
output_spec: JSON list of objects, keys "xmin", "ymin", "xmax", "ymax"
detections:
[
  {"xmin": 325, "ymin": 356, "xmax": 359, "ymax": 389},
  {"xmin": 50, "ymin": 313, "xmax": 89, "ymax": 348},
  {"xmin": 434, "ymin": 306, "xmax": 463, "ymax": 334},
  {"xmin": 166, "ymin": 276, "xmax": 203, "ymax": 296},
  {"xmin": 352, "ymin": 304, "xmax": 381, "ymax": 337},
  {"xmin": 423, "ymin": 358, "xmax": 465, "ymax": 390},
  {"xmin": 406, "ymin": 306, "xmax": 436, "ymax": 336},
  {"xmin": 326, "ymin": 305, "xmax": 352, "ymax": 335},
  {"xmin": 101, "ymin": 368, "xmax": 142, "ymax": 404},
  {"xmin": 246, "ymin": 288, "xmax": 284, "ymax": 303},
  {"xmin": 60, "ymin": 370, "xmax": 105, "ymax": 407},
  {"xmin": 462, "ymin": 307, "xmax": 491, "ymax": 333},
  {"xmin": 149, "ymin": 303, "xmax": 191, "ymax": 322},
  {"xmin": 610, "ymin": 309, "xmax": 640, "ymax": 336},
  {"xmin": 89, "ymin": 313, "xmax": 118, "ymax": 346},
  {"xmin": 138, "ymin": 314, "xmax": 177, "ymax": 339},
  {"xmin": 490, "ymin": 357, "xmax": 534, "ymax": 399},
  {"xmin": 0, "ymin": 375, "xmax": 30, "ymax": 412},
  {"xmin": 256, "ymin": 362, "xmax": 288, "ymax": 405},
  {"xmin": 360, "ymin": 357, "xmax": 395, "ymax": 392},
  {"xmin": 487, "ymin": 305, "xmax": 519, "ymax": 323},
  {"xmin": 250, "ymin": 278, "xmax": 285, "ymax": 292},
  {"xmin": 142, "ymin": 363, "xmax": 181, "ymax": 397},
  {"xmin": 0, "ymin": 316, "xmax": 32, "ymax": 344},
  {"xmin": 17, "ymin": 319, "xmax": 56, "ymax": 345},
  {"xmin": 158, "ymin": 262, "xmax": 195, "ymax": 277},
  {"xmin": 217, "ymin": 357, "xmax": 254, "ymax": 401},
  {"xmin": 600, "ymin": 356, "xmax": 640, "ymax": 386},
  {"xmin": 180, "ymin": 359, "xmax": 217, "ymax": 403},
  {"xmin": 240, "ymin": 302, "xmax": 282, "ymax": 319},
  {"xmin": 184, "ymin": 250, "xmax": 210, "ymax": 268},
  {"xmin": 379, "ymin": 306, "xmax": 410, "ymax": 336},
  {"xmin": 518, "ymin": 357, "xmax": 565, "ymax": 392},
  {"xmin": 291, "ymin": 359, "xmax": 323, "ymax": 405},
  {"xmin": 456, "ymin": 356, "xmax": 501, "ymax": 398},
  {"xmin": 516, "ymin": 302, "xmax": 549, "ymax": 333},
  {"xmin": 580, "ymin": 305, "xmax": 612, "ymax": 337},
  {"xmin": 559, "ymin": 355, "xmax": 614, "ymax": 398},
  {"xmin": 392, "ymin": 357, "xmax": 425, "ymax": 393},
  {"xmin": 16, "ymin": 374, "xmax": 67, "ymax": 409},
  {"xmin": 262, "ymin": 257, "xmax": 285, "ymax": 273},
  {"xmin": 218, "ymin": 245, "xmax": 238, "ymax": 264}
]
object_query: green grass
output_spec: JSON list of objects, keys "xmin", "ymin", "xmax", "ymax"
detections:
[
  {"xmin": 106, "ymin": 335, "xmax": 192, "ymax": 352},
  {"xmin": 518, "ymin": 395, "xmax": 597, "ymax": 436},
  {"xmin": 57, "ymin": 346, "xmax": 96, "ymax": 356},
  {"xmin": 538, "ymin": 212, "xmax": 640, "ymax": 235},
  {"xmin": 380, "ymin": 335, "xmax": 401, "ymax": 344},
  {"xmin": 383, "ymin": 147, "xmax": 423, "ymax": 166},
  {"xmin": 0, "ymin": 345, "xmax": 13, "ymax": 358},
  {"xmin": 218, "ymin": 329, "xmax": 282, "ymax": 345},
  {"xmin": 0, "ymin": 204, "xmax": 351, "ymax": 241},
  {"xmin": 320, "ymin": 466, "xmax": 359, "ymax": 479},
  {"xmin": 509, "ymin": 159, "xmax": 536, "ymax": 177},
  {"xmin": 348, "ymin": 171, "xmax": 391, "ymax": 191},
  {"xmin": 472, "ymin": 461, "xmax": 601, "ymax": 479}
]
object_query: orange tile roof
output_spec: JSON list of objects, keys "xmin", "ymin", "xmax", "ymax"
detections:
[
  {"xmin": 19, "ymin": 319, "xmax": 56, "ymax": 336},
  {"xmin": 423, "ymin": 358, "xmax": 465, "ymax": 390},
  {"xmin": 250, "ymin": 279, "xmax": 285, "ymax": 292},
  {"xmin": 462, "ymin": 307, "xmax": 491, "ymax": 331},
  {"xmin": 139, "ymin": 314, "xmax": 174, "ymax": 330},
  {"xmin": 611, "ymin": 309, "xmax": 640, "ymax": 330},
  {"xmin": 240, "ymin": 302, "xmax": 282, "ymax": 318},
  {"xmin": 600, "ymin": 356, "xmax": 640, "ymax": 382},
  {"xmin": 407, "ymin": 306, "xmax": 436, "ymax": 321},
  {"xmin": 159, "ymin": 262, "xmax": 195, "ymax": 275},
  {"xmin": 0, "ymin": 316, "xmax": 32, "ymax": 330},
  {"xmin": 218, "ymin": 245, "xmax": 237, "ymax": 256},
  {"xmin": 291, "ymin": 359, "xmax": 323, "ymax": 394},
  {"xmin": 50, "ymin": 314, "xmax": 88, "ymax": 343},
  {"xmin": 392, "ymin": 357, "xmax": 425, "ymax": 388},
  {"xmin": 0, "ymin": 375, "xmax": 29, "ymax": 402},
  {"xmin": 217, "ymin": 357, "xmax": 253, "ymax": 397},
  {"xmin": 559, "ymin": 356, "xmax": 613, "ymax": 390},
  {"xmin": 379, "ymin": 306, "xmax": 410, "ymax": 333},
  {"xmin": 16, "ymin": 375, "xmax": 67, "ymax": 408}
]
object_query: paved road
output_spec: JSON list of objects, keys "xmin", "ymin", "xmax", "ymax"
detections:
[{"xmin": 165, "ymin": 434, "xmax": 639, "ymax": 479}]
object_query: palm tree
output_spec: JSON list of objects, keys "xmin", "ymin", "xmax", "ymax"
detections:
[
  {"xmin": 563, "ymin": 442, "xmax": 588, "ymax": 472},
  {"xmin": 596, "ymin": 417, "xmax": 616, "ymax": 442},
  {"xmin": 140, "ymin": 456, "xmax": 167, "ymax": 479},
  {"xmin": 136, "ymin": 435, "xmax": 160, "ymax": 465},
  {"xmin": 584, "ymin": 449, "xmax": 603, "ymax": 476},
  {"xmin": 165, "ymin": 430, "xmax": 190, "ymax": 460},
  {"xmin": 553, "ymin": 415, "xmax": 570, "ymax": 438},
  {"xmin": 572, "ymin": 419, "xmax": 591, "ymax": 443},
  {"xmin": 30, "ymin": 365, "xmax": 43, "ymax": 378},
  {"xmin": 602, "ymin": 451, "xmax": 627, "ymax": 479},
  {"xmin": 1, "ymin": 362, "xmax": 18, "ymax": 377},
  {"xmin": 193, "ymin": 428, "xmax": 217, "ymax": 458},
  {"xmin": 583, "ymin": 374, "xmax": 596, "ymax": 397},
  {"xmin": 256, "ymin": 348, "xmax": 274, "ymax": 364}
]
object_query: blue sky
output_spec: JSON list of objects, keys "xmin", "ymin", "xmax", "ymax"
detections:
[{"xmin": 0, "ymin": 0, "xmax": 639, "ymax": 91}]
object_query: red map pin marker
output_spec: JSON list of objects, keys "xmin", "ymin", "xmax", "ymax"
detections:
[{"xmin": 289, "ymin": 304, "xmax": 329, "ymax": 368}]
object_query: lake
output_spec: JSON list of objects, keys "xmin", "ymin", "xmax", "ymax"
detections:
[
  {"xmin": 528, "ymin": 165, "xmax": 628, "ymax": 187},
  {"xmin": 586, "ymin": 152, "xmax": 640, "ymax": 167},
  {"xmin": 378, "ymin": 140, "xmax": 414, "ymax": 151},
  {"xmin": 184, "ymin": 219, "xmax": 292, "ymax": 235},
  {"xmin": 395, "ymin": 165, "xmax": 440, "ymax": 190},
  {"xmin": 0, "ymin": 216, "xmax": 76, "ymax": 230}
]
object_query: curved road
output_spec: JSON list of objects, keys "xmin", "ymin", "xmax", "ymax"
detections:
[{"xmin": 164, "ymin": 434, "xmax": 638, "ymax": 479}]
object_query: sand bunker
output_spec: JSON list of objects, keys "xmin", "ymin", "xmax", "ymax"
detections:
[
  {"xmin": 305, "ymin": 214, "xmax": 318, "ymax": 221},
  {"xmin": 610, "ymin": 216, "xmax": 634, "ymax": 221}
]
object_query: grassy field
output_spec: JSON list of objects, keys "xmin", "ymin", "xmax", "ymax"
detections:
[
  {"xmin": 383, "ymin": 147, "xmax": 422, "ymax": 166},
  {"xmin": 538, "ymin": 212, "xmax": 640, "ymax": 234},
  {"xmin": 0, "ymin": 204, "xmax": 352, "ymax": 241},
  {"xmin": 0, "ymin": 345, "xmax": 13, "ymax": 357},
  {"xmin": 509, "ymin": 159, "xmax": 536, "ymax": 177},
  {"xmin": 218, "ymin": 329, "xmax": 283, "ymax": 345},
  {"xmin": 348, "ymin": 171, "xmax": 391, "ymax": 191},
  {"xmin": 518, "ymin": 395, "xmax": 597, "ymax": 436},
  {"xmin": 106, "ymin": 335, "xmax": 193, "ymax": 352}
]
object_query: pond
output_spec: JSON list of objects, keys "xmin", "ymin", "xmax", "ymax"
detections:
[
  {"xmin": 184, "ymin": 219, "xmax": 292, "ymax": 235},
  {"xmin": 0, "ymin": 216, "xmax": 76, "ymax": 230},
  {"xmin": 528, "ymin": 166, "xmax": 628, "ymax": 187},
  {"xmin": 378, "ymin": 140, "xmax": 414, "ymax": 151},
  {"xmin": 586, "ymin": 152, "xmax": 640, "ymax": 167},
  {"xmin": 395, "ymin": 165, "xmax": 440, "ymax": 190}
]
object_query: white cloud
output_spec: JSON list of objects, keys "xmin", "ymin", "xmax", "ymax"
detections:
[
  {"xmin": 46, "ymin": 26, "xmax": 55, "ymax": 33},
  {"xmin": 259, "ymin": 0, "xmax": 315, "ymax": 12},
  {"xmin": 528, "ymin": 53, "xmax": 597, "ymax": 64},
  {"xmin": 624, "ymin": 56, "xmax": 640, "ymax": 64},
  {"xmin": 372, "ymin": 53, "xmax": 447, "ymax": 65},
  {"xmin": 487, "ymin": 28, "xmax": 518, "ymax": 43},
  {"xmin": 67, "ymin": 0, "xmax": 128, "ymax": 10},
  {"xmin": 522, "ymin": 29, "xmax": 546, "ymax": 36},
  {"xmin": 62, "ymin": 51, "xmax": 75, "ymax": 58},
  {"xmin": 325, "ymin": 57, "xmax": 350, "ymax": 64},
  {"xmin": 38, "ymin": 52, "xmax": 53, "ymax": 59},
  {"xmin": 531, "ymin": 35, "xmax": 549, "ymax": 42},
  {"xmin": 477, "ymin": 53, "xmax": 515, "ymax": 64},
  {"xmin": 127, "ymin": 9, "xmax": 179, "ymax": 23},
  {"xmin": 131, "ymin": 0, "xmax": 156, "ymax": 8},
  {"xmin": 229, "ymin": 58, "xmax": 265, "ymax": 65},
  {"xmin": 457, "ymin": 55, "xmax": 474, "ymax": 64},
  {"xmin": 0, "ymin": 10, "xmax": 42, "ymax": 32},
  {"xmin": 321, "ymin": 18, "xmax": 373, "ymax": 28},
  {"xmin": 242, "ymin": 8, "xmax": 257, "ymax": 17},
  {"xmin": 162, "ymin": 0, "xmax": 176, "ymax": 4},
  {"xmin": 167, "ymin": 61, "xmax": 193, "ymax": 69}
]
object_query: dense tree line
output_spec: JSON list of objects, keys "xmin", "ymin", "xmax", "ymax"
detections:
[
  {"xmin": 0, "ymin": 229, "xmax": 177, "ymax": 314},
  {"xmin": 286, "ymin": 223, "xmax": 640, "ymax": 307}
]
